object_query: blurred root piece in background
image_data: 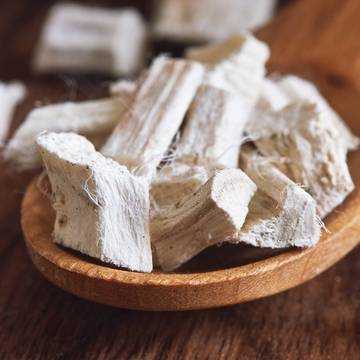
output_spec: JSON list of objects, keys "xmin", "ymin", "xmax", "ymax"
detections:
[
  {"xmin": 0, "ymin": 82, "xmax": 26, "ymax": 145},
  {"xmin": 32, "ymin": 3, "xmax": 148, "ymax": 76},
  {"xmin": 153, "ymin": 0, "xmax": 278, "ymax": 43}
]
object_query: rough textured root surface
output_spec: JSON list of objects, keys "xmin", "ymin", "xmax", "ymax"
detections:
[
  {"xmin": 153, "ymin": 0, "xmax": 277, "ymax": 42},
  {"xmin": 254, "ymin": 74, "xmax": 360, "ymax": 151},
  {"xmin": 4, "ymin": 96, "xmax": 132, "ymax": 171},
  {"xmin": 256, "ymin": 78, "xmax": 290, "ymax": 111},
  {"xmin": 101, "ymin": 56, "xmax": 205, "ymax": 180},
  {"xmin": 36, "ymin": 132, "xmax": 152, "ymax": 272},
  {"xmin": 151, "ymin": 168, "xmax": 256, "ymax": 271},
  {"xmin": 110, "ymin": 79, "xmax": 137, "ymax": 97},
  {"xmin": 151, "ymin": 163, "xmax": 212, "ymax": 210},
  {"xmin": 186, "ymin": 33, "xmax": 269, "ymax": 110},
  {"xmin": 277, "ymin": 75, "xmax": 360, "ymax": 151},
  {"xmin": 32, "ymin": 3, "xmax": 147, "ymax": 76},
  {"xmin": 176, "ymin": 84, "xmax": 247, "ymax": 169},
  {"xmin": 150, "ymin": 83, "xmax": 246, "ymax": 215},
  {"xmin": 233, "ymin": 148, "xmax": 321, "ymax": 248},
  {"xmin": 0, "ymin": 81, "xmax": 26, "ymax": 145},
  {"xmin": 247, "ymin": 102, "xmax": 355, "ymax": 218}
]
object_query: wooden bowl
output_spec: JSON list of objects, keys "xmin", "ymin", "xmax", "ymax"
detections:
[
  {"xmin": 20, "ymin": 0, "xmax": 360, "ymax": 311},
  {"xmin": 21, "ymin": 158, "xmax": 360, "ymax": 311}
]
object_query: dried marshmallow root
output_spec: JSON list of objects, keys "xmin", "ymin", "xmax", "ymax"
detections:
[
  {"xmin": 151, "ymin": 169, "xmax": 257, "ymax": 271},
  {"xmin": 255, "ymin": 75, "xmax": 359, "ymax": 151},
  {"xmin": 102, "ymin": 56, "xmax": 205, "ymax": 179},
  {"xmin": 153, "ymin": 0, "xmax": 277, "ymax": 42},
  {"xmin": 153, "ymin": 36, "xmax": 268, "ymax": 197},
  {"xmin": 247, "ymin": 102, "xmax": 355, "ymax": 218},
  {"xmin": 233, "ymin": 148, "xmax": 321, "ymax": 248},
  {"xmin": 33, "ymin": 3, "xmax": 147, "ymax": 76},
  {"xmin": 153, "ymin": 34, "xmax": 268, "ymax": 208},
  {"xmin": 110, "ymin": 79, "xmax": 137, "ymax": 97},
  {"xmin": 37, "ymin": 132, "xmax": 152, "ymax": 272},
  {"xmin": 186, "ymin": 34, "xmax": 269, "ymax": 110},
  {"xmin": 0, "ymin": 82, "xmax": 26, "ymax": 145},
  {"xmin": 151, "ymin": 84, "xmax": 246, "ymax": 210},
  {"xmin": 256, "ymin": 78, "xmax": 290, "ymax": 111},
  {"xmin": 151, "ymin": 163, "xmax": 212, "ymax": 209},
  {"xmin": 176, "ymin": 85, "xmax": 247, "ymax": 169},
  {"xmin": 4, "ymin": 95, "xmax": 132, "ymax": 171},
  {"xmin": 277, "ymin": 75, "xmax": 359, "ymax": 151}
]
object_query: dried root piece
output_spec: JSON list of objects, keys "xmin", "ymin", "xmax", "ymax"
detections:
[
  {"xmin": 150, "ymin": 84, "xmax": 246, "ymax": 210},
  {"xmin": 255, "ymin": 75, "xmax": 359, "ymax": 151},
  {"xmin": 0, "ymin": 82, "xmax": 26, "ymax": 145},
  {"xmin": 276, "ymin": 75, "xmax": 360, "ymax": 151},
  {"xmin": 233, "ymin": 148, "xmax": 321, "ymax": 248},
  {"xmin": 32, "ymin": 3, "xmax": 147, "ymax": 76},
  {"xmin": 153, "ymin": 0, "xmax": 277, "ymax": 42},
  {"xmin": 102, "ymin": 56, "xmax": 205, "ymax": 179},
  {"xmin": 247, "ymin": 102, "xmax": 355, "ymax": 218},
  {"xmin": 151, "ymin": 163, "xmax": 211, "ymax": 209},
  {"xmin": 37, "ymin": 132, "xmax": 152, "ymax": 272},
  {"xmin": 110, "ymin": 79, "xmax": 137, "ymax": 97},
  {"xmin": 176, "ymin": 85, "xmax": 246, "ymax": 169},
  {"xmin": 152, "ymin": 35, "xmax": 269, "ymax": 207},
  {"xmin": 186, "ymin": 34, "xmax": 269, "ymax": 109},
  {"xmin": 4, "ymin": 95, "xmax": 132, "ymax": 171},
  {"xmin": 151, "ymin": 169, "xmax": 256, "ymax": 271},
  {"xmin": 257, "ymin": 78, "xmax": 290, "ymax": 111}
]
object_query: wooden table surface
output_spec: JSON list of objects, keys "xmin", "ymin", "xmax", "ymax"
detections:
[{"xmin": 1, "ymin": 0, "xmax": 359, "ymax": 359}]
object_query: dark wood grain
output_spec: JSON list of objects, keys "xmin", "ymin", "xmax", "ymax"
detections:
[{"xmin": 1, "ymin": 0, "xmax": 360, "ymax": 359}]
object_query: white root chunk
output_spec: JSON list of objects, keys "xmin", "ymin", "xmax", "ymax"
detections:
[
  {"xmin": 151, "ymin": 169, "xmax": 257, "ymax": 271},
  {"xmin": 247, "ymin": 102, "xmax": 355, "ymax": 218},
  {"xmin": 176, "ymin": 84, "xmax": 247, "ymax": 169},
  {"xmin": 4, "ymin": 95, "xmax": 132, "ymax": 171},
  {"xmin": 186, "ymin": 34, "xmax": 269, "ymax": 110},
  {"xmin": 102, "ymin": 56, "xmax": 205, "ymax": 179},
  {"xmin": 254, "ymin": 75, "xmax": 359, "ymax": 151},
  {"xmin": 153, "ymin": 0, "xmax": 277, "ymax": 42},
  {"xmin": 110, "ymin": 79, "xmax": 137, "ymax": 97},
  {"xmin": 277, "ymin": 75, "xmax": 360, "ymax": 151},
  {"xmin": 37, "ymin": 132, "xmax": 152, "ymax": 272},
  {"xmin": 0, "ymin": 82, "xmax": 26, "ymax": 145},
  {"xmin": 32, "ymin": 3, "xmax": 147, "ymax": 76},
  {"xmin": 152, "ymin": 35, "xmax": 269, "ymax": 212},
  {"xmin": 150, "ymin": 84, "xmax": 246, "ymax": 211},
  {"xmin": 257, "ymin": 78, "xmax": 290, "ymax": 111},
  {"xmin": 151, "ymin": 163, "xmax": 211, "ymax": 209},
  {"xmin": 232, "ymin": 148, "xmax": 321, "ymax": 248},
  {"xmin": 152, "ymin": 35, "xmax": 269, "ymax": 210}
]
